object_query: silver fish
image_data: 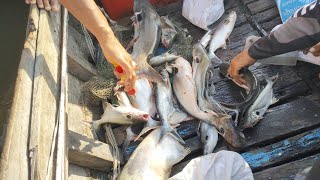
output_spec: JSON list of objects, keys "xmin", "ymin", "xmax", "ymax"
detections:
[
  {"xmin": 149, "ymin": 53, "xmax": 180, "ymax": 67},
  {"xmin": 172, "ymin": 57, "xmax": 244, "ymax": 147},
  {"xmin": 155, "ymin": 69, "xmax": 185, "ymax": 144},
  {"xmin": 199, "ymin": 122, "xmax": 218, "ymax": 155},
  {"xmin": 200, "ymin": 29, "xmax": 213, "ymax": 48},
  {"xmin": 219, "ymin": 62, "xmax": 261, "ymax": 123},
  {"xmin": 128, "ymin": 78, "xmax": 159, "ymax": 137},
  {"xmin": 91, "ymin": 103, "xmax": 149, "ymax": 131},
  {"xmin": 132, "ymin": 0, "xmax": 163, "ymax": 82},
  {"xmin": 240, "ymin": 74, "xmax": 279, "ymax": 130},
  {"xmin": 208, "ymin": 11, "xmax": 237, "ymax": 59},
  {"xmin": 160, "ymin": 16, "xmax": 178, "ymax": 48},
  {"xmin": 118, "ymin": 128, "xmax": 190, "ymax": 180}
]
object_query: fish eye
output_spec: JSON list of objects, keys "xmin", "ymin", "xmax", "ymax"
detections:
[
  {"xmin": 255, "ymin": 111, "xmax": 260, "ymax": 116},
  {"xmin": 205, "ymin": 135, "xmax": 208, "ymax": 141},
  {"xmin": 219, "ymin": 127, "xmax": 225, "ymax": 134},
  {"xmin": 127, "ymin": 115, "xmax": 132, "ymax": 119},
  {"xmin": 173, "ymin": 67, "xmax": 179, "ymax": 74},
  {"xmin": 195, "ymin": 57, "xmax": 200, "ymax": 63}
]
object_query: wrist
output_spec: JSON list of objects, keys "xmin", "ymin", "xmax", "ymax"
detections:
[{"xmin": 244, "ymin": 49, "xmax": 256, "ymax": 65}]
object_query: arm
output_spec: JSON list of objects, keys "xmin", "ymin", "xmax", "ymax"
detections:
[
  {"xmin": 228, "ymin": 0, "xmax": 320, "ymax": 85},
  {"xmin": 59, "ymin": 0, "xmax": 136, "ymax": 91}
]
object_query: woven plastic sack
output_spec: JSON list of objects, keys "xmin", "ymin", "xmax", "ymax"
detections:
[{"xmin": 182, "ymin": 0, "xmax": 224, "ymax": 30}]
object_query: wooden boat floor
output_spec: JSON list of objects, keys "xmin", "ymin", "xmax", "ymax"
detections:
[{"xmin": 68, "ymin": 0, "xmax": 320, "ymax": 179}]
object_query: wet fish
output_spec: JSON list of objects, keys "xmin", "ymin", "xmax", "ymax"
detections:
[
  {"xmin": 155, "ymin": 69, "xmax": 185, "ymax": 144},
  {"xmin": 200, "ymin": 29, "xmax": 213, "ymax": 48},
  {"xmin": 199, "ymin": 122, "xmax": 219, "ymax": 155},
  {"xmin": 132, "ymin": 0, "xmax": 164, "ymax": 82},
  {"xmin": 160, "ymin": 16, "xmax": 178, "ymax": 48},
  {"xmin": 91, "ymin": 103, "xmax": 149, "ymax": 131},
  {"xmin": 240, "ymin": 74, "xmax": 279, "ymax": 130},
  {"xmin": 149, "ymin": 53, "xmax": 180, "ymax": 67},
  {"xmin": 118, "ymin": 128, "xmax": 190, "ymax": 180},
  {"xmin": 127, "ymin": 78, "xmax": 160, "ymax": 137},
  {"xmin": 172, "ymin": 57, "xmax": 244, "ymax": 147},
  {"xmin": 208, "ymin": 11, "xmax": 237, "ymax": 59},
  {"xmin": 219, "ymin": 62, "xmax": 261, "ymax": 123}
]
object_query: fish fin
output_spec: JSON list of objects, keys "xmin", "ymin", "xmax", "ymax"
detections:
[
  {"xmin": 221, "ymin": 43, "xmax": 227, "ymax": 50},
  {"xmin": 272, "ymin": 97, "xmax": 279, "ymax": 104},
  {"xmin": 265, "ymin": 73, "xmax": 279, "ymax": 85},
  {"xmin": 134, "ymin": 126, "xmax": 160, "ymax": 141},
  {"xmin": 266, "ymin": 109, "xmax": 274, "ymax": 113},
  {"xmin": 160, "ymin": 119, "xmax": 185, "ymax": 144},
  {"xmin": 169, "ymin": 110, "xmax": 190, "ymax": 124},
  {"xmin": 136, "ymin": 62, "xmax": 164, "ymax": 83}
]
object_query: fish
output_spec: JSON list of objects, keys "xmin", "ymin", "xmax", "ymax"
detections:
[
  {"xmin": 172, "ymin": 57, "xmax": 244, "ymax": 147},
  {"xmin": 127, "ymin": 78, "xmax": 160, "ymax": 137},
  {"xmin": 219, "ymin": 62, "xmax": 261, "ymax": 124},
  {"xmin": 199, "ymin": 122, "xmax": 219, "ymax": 155},
  {"xmin": 240, "ymin": 74, "xmax": 278, "ymax": 130},
  {"xmin": 91, "ymin": 102, "xmax": 149, "ymax": 132},
  {"xmin": 118, "ymin": 128, "xmax": 190, "ymax": 180},
  {"xmin": 132, "ymin": 0, "xmax": 164, "ymax": 82},
  {"xmin": 208, "ymin": 11, "xmax": 237, "ymax": 59},
  {"xmin": 155, "ymin": 69, "xmax": 185, "ymax": 144},
  {"xmin": 159, "ymin": 16, "xmax": 178, "ymax": 48},
  {"xmin": 199, "ymin": 29, "xmax": 213, "ymax": 48},
  {"xmin": 149, "ymin": 53, "xmax": 180, "ymax": 67}
]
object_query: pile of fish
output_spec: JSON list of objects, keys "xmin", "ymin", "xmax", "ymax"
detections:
[{"xmin": 89, "ymin": 0, "xmax": 279, "ymax": 179}]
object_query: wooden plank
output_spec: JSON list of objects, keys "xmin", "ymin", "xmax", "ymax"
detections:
[
  {"xmin": 241, "ymin": 127, "xmax": 320, "ymax": 172},
  {"xmin": 156, "ymin": 1, "xmax": 182, "ymax": 16},
  {"xmin": 261, "ymin": 17, "xmax": 282, "ymax": 32},
  {"xmin": 254, "ymin": 153, "xmax": 320, "ymax": 180},
  {"xmin": 68, "ymin": 130, "xmax": 114, "ymax": 172},
  {"xmin": 253, "ymin": 7, "xmax": 279, "ymax": 23},
  {"xmin": 0, "ymin": 6, "xmax": 39, "ymax": 179},
  {"xmin": 68, "ymin": 164, "xmax": 108, "ymax": 180},
  {"xmin": 67, "ymin": 25, "xmax": 97, "ymax": 82},
  {"xmin": 28, "ymin": 9, "xmax": 62, "ymax": 179},
  {"xmin": 229, "ymin": 30, "xmax": 259, "ymax": 50},
  {"xmin": 67, "ymin": 74, "xmax": 102, "ymax": 140},
  {"xmin": 241, "ymin": 0, "xmax": 256, "ymax": 5},
  {"xmin": 247, "ymin": 0, "xmax": 276, "ymax": 15}
]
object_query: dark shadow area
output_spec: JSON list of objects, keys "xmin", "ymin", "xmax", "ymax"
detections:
[{"xmin": 0, "ymin": 1, "xmax": 29, "ymax": 152}]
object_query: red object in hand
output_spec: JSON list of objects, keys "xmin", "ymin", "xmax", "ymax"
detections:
[
  {"xmin": 115, "ymin": 66, "xmax": 124, "ymax": 73},
  {"xmin": 127, "ymin": 89, "xmax": 136, "ymax": 95},
  {"xmin": 101, "ymin": 0, "xmax": 180, "ymax": 20}
]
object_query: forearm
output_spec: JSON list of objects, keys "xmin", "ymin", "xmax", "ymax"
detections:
[
  {"xmin": 248, "ymin": 0, "xmax": 320, "ymax": 59},
  {"xmin": 59, "ymin": 0, "xmax": 113, "ymax": 41}
]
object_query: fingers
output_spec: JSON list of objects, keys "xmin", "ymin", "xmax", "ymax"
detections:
[
  {"xmin": 43, "ymin": 0, "xmax": 51, "ymax": 10},
  {"xmin": 50, "ymin": 0, "xmax": 60, "ymax": 12},
  {"xmin": 36, "ymin": 0, "xmax": 44, "ymax": 8},
  {"xmin": 29, "ymin": 0, "xmax": 36, "ymax": 4}
]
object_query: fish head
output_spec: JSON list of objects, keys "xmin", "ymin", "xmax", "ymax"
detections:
[
  {"xmin": 215, "ymin": 115, "xmax": 245, "ymax": 147},
  {"xmin": 240, "ymin": 108, "xmax": 264, "ymax": 129},
  {"xmin": 172, "ymin": 57, "xmax": 192, "ymax": 74},
  {"xmin": 111, "ymin": 105, "xmax": 149, "ymax": 124},
  {"xmin": 224, "ymin": 11, "xmax": 237, "ymax": 26}
]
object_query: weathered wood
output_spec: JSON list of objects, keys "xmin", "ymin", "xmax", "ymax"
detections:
[
  {"xmin": 28, "ymin": 8, "xmax": 63, "ymax": 179},
  {"xmin": 68, "ymin": 164, "xmax": 108, "ymax": 180},
  {"xmin": 247, "ymin": 0, "xmax": 276, "ymax": 15},
  {"xmin": 253, "ymin": 7, "xmax": 279, "ymax": 23},
  {"xmin": 68, "ymin": 25, "xmax": 97, "ymax": 82},
  {"xmin": 67, "ymin": 74, "xmax": 102, "ymax": 139},
  {"xmin": 241, "ymin": 127, "xmax": 320, "ymax": 172},
  {"xmin": 156, "ymin": 0, "xmax": 182, "ymax": 16},
  {"xmin": 254, "ymin": 153, "xmax": 320, "ymax": 180},
  {"xmin": 261, "ymin": 17, "xmax": 282, "ymax": 32},
  {"xmin": 68, "ymin": 130, "xmax": 114, "ymax": 172},
  {"xmin": 229, "ymin": 30, "xmax": 259, "ymax": 50},
  {"xmin": 241, "ymin": 0, "xmax": 256, "ymax": 5},
  {"xmin": 0, "ymin": 5, "xmax": 39, "ymax": 180}
]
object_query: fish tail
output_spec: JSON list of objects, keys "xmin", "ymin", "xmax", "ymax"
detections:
[
  {"xmin": 265, "ymin": 73, "xmax": 279, "ymax": 85},
  {"xmin": 137, "ymin": 61, "xmax": 164, "ymax": 83},
  {"xmin": 161, "ymin": 118, "xmax": 185, "ymax": 144}
]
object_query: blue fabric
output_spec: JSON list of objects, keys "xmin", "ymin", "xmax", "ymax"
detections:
[{"xmin": 276, "ymin": 0, "xmax": 315, "ymax": 22}]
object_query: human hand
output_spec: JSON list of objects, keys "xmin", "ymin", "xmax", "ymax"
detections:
[
  {"xmin": 309, "ymin": 42, "xmax": 320, "ymax": 57},
  {"xmin": 228, "ymin": 49, "xmax": 256, "ymax": 86},
  {"xmin": 100, "ymin": 37, "xmax": 137, "ymax": 92},
  {"xmin": 25, "ymin": 0, "xmax": 60, "ymax": 12}
]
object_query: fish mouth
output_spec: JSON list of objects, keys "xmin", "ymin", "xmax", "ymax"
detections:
[
  {"xmin": 217, "ymin": 117, "xmax": 245, "ymax": 147},
  {"xmin": 141, "ymin": 114, "xmax": 149, "ymax": 122}
]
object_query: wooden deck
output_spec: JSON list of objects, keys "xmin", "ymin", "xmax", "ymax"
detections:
[
  {"xmin": 109, "ymin": 0, "xmax": 320, "ymax": 179},
  {"xmin": 63, "ymin": 0, "xmax": 320, "ymax": 179}
]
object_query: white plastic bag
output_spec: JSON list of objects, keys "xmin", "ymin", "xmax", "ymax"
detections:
[
  {"xmin": 182, "ymin": 0, "xmax": 225, "ymax": 30},
  {"xmin": 169, "ymin": 150, "xmax": 254, "ymax": 180}
]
